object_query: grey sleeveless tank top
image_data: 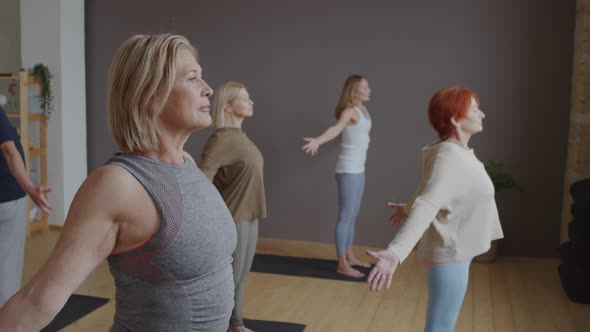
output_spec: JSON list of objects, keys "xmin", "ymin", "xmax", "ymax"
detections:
[{"xmin": 105, "ymin": 153, "xmax": 237, "ymax": 331}]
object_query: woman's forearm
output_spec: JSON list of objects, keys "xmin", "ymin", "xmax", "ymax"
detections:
[
  {"xmin": 1, "ymin": 142, "xmax": 34, "ymax": 193},
  {"xmin": 0, "ymin": 289, "xmax": 55, "ymax": 331},
  {"xmin": 315, "ymin": 126, "xmax": 341, "ymax": 145}
]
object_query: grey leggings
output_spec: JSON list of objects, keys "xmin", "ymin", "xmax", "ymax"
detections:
[
  {"xmin": 335, "ymin": 172, "xmax": 365, "ymax": 257},
  {"xmin": 0, "ymin": 197, "xmax": 26, "ymax": 306},
  {"xmin": 230, "ymin": 219, "xmax": 259, "ymax": 327}
]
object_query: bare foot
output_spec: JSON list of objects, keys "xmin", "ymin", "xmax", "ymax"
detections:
[
  {"xmin": 228, "ymin": 325, "xmax": 255, "ymax": 332},
  {"xmin": 347, "ymin": 256, "xmax": 371, "ymax": 268},
  {"xmin": 337, "ymin": 265, "xmax": 365, "ymax": 278}
]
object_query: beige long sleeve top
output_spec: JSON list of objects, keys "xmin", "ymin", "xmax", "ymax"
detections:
[
  {"xmin": 387, "ymin": 141, "xmax": 504, "ymax": 264},
  {"xmin": 199, "ymin": 128, "xmax": 267, "ymax": 223}
]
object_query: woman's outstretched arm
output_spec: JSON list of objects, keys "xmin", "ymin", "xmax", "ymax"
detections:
[
  {"xmin": 302, "ymin": 107, "xmax": 356, "ymax": 156},
  {"xmin": 0, "ymin": 165, "xmax": 136, "ymax": 331}
]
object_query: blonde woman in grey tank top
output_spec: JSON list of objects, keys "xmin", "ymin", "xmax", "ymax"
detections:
[
  {"xmin": 302, "ymin": 75, "xmax": 373, "ymax": 278},
  {"xmin": 0, "ymin": 34, "xmax": 237, "ymax": 331}
]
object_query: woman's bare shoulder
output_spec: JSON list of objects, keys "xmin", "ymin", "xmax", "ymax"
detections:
[{"xmin": 75, "ymin": 164, "xmax": 145, "ymax": 206}]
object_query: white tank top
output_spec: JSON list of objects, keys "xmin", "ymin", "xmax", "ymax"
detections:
[{"xmin": 335, "ymin": 106, "xmax": 372, "ymax": 173}]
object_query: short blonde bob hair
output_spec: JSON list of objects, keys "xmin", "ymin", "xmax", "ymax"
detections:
[
  {"xmin": 211, "ymin": 82, "xmax": 246, "ymax": 128},
  {"xmin": 107, "ymin": 34, "xmax": 196, "ymax": 152}
]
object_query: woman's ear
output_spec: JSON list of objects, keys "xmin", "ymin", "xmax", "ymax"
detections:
[
  {"xmin": 224, "ymin": 102, "xmax": 232, "ymax": 113},
  {"xmin": 450, "ymin": 117, "xmax": 461, "ymax": 127}
]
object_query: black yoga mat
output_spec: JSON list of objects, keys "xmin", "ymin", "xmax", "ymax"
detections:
[
  {"xmin": 251, "ymin": 254, "xmax": 373, "ymax": 282},
  {"xmin": 41, "ymin": 294, "xmax": 109, "ymax": 332},
  {"xmin": 39, "ymin": 293, "xmax": 305, "ymax": 331},
  {"xmin": 243, "ymin": 318, "xmax": 306, "ymax": 332}
]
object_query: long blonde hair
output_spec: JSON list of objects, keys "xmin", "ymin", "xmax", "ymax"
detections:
[
  {"xmin": 334, "ymin": 74, "xmax": 367, "ymax": 119},
  {"xmin": 211, "ymin": 82, "xmax": 246, "ymax": 128},
  {"xmin": 107, "ymin": 34, "xmax": 196, "ymax": 152}
]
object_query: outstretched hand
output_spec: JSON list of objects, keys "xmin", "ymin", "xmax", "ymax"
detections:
[
  {"xmin": 366, "ymin": 249, "xmax": 400, "ymax": 292},
  {"xmin": 26, "ymin": 184, "xmax": 53, "ymax": 215},
  {"xmin": 302, "ymin": 138, "xmax": 320, "ymax": 156},
  {"xmin": 388, "ymin": 202, "xmax": 407, "ymax": 228}
]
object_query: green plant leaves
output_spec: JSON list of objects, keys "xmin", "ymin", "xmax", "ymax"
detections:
[
  {"xmin": 484, "ymin": 160, "xmax": 524, "ymax": 192},
  {"xmin": 31, "ymin": 63, "xmax": 54, "ymax": 122}
]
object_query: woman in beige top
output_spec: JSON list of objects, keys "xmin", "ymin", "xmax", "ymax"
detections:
[
  {"xmin": 200, "ymin": 82, "xmax": 267, "ymax": 332},
  {"xmin": 366, "ymin": 86, "xmax": 503, "ymax": 332}
]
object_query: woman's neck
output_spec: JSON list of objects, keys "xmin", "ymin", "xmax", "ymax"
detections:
[
  {"xmin": 226, "ymin": 115, "xmax": 244, "ymax": 128},
  {"xmin": 445, "ymin": 134, "xmax": 471, "ymax": 150},
  {"xmin": 137, "ymin": 132, "xmax": 188, "ymax": 165}
]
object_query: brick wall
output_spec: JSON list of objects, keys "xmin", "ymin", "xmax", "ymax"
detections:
[{"xmin": 561, "ymin": 0, "xmax": 590, "ymax": 242}]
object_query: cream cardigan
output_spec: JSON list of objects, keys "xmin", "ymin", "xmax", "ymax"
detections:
[{"xmin": 387, "ymin": 141, "xmax": 504, "ymax": 264}]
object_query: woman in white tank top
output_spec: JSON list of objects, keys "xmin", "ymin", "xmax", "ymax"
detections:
[{"xmin": 302, "ymin": 75, "xmax": 372, "ymax": 278}]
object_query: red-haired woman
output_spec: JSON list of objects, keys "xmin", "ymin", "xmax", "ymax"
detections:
[{"xmin": 366, "ymin": 87, "xmax": 503, "ymax": 332}]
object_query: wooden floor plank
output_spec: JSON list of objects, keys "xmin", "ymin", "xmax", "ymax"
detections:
[
  {"xmin": 489, "ymin": 260, "xmax": 516, "ymax": 332},
  {"xmin": 455, "ymin": 265, "xmax": 474, "ymax": 332},
  {"xmin": 472, "ymin": 263, "xmax": 494, "ymax": 332},
  {"xmin": 367, "ymin": 253, "xmax": 419, "ymax": 332}
]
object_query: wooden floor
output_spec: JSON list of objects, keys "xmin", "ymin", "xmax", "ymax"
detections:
[{"xmin": 22, "ymin": 231, "xmax": 590, "ymax": 331}]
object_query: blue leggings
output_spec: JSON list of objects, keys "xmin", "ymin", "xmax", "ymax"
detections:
[
  {"xmin": 425, "ymin": 260, "xmax": 471, "ymax": 332},
  {"xmin": 335, "ymin": 172, "xmax": 365, "ymax": 257}
]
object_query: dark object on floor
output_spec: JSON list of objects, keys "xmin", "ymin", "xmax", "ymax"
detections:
[
  {"xmin": 571, "ymin": 179, "xmax": 590, "ymax": 204},
  {"xmin": 242, "ymin": 318, "xmax": 306, "ymax": 332},
  {"xmin": 473, "ymin": 240, "xmax": 499, "ymax": 263},
  {"xmin": 251, "ymin": 254, "xmax": 372, "ymax": 282},
  {"xmin": 558, "ymin": 178, "xmax": 590, "ymax": 304},
  {"xmin": 558, "ymin": 241, "xmax": 590, "ymax": 267},
  {"xmin": 558, "ymin": 263, "xmax": 590, "ymax": 304},
  {"xmin": 41, "ymin": 294, "xmax": 109, "ymax": 332}
]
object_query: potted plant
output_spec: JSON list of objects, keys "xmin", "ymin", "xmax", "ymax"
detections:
[
  {"xmin": 474, "ymin": 160, "xmax": 524, "ymax": 263},
  {"xmin": 31, "ymin": 63, "xmax": 54, "ymax": 122}
]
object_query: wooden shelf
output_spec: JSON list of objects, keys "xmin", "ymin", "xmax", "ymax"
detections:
[
  {"xmin": 0, "ymin": 75, "xmax": 39, "ymax": 85},
  {"xmin": 30, "ymin": 220, "xmax": 49, "ymax": 233},
  {"xmin": 30, "ymin": 148, "xmax": 45, "ymax": 158},
  {"xmin": 6, "ymin": 113, "xmax": 45, "ymax": 121},
  {"xmin": 29, "ymin": 113, "xmax": 44, "ymax": 121}
]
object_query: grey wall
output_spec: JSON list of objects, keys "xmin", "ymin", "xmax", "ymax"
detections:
[
  {"xmin": 86, "ymin": 0, "xmax": 575, "ymax": 257},
  {"xmin": 0, "ymin": 0, "xmax": 20, "ymax": 73}
]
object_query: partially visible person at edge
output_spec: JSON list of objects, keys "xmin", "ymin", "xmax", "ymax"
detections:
[{"xmin": 0, "ymin": 105, "xmax": 52, "ymax": 306}]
